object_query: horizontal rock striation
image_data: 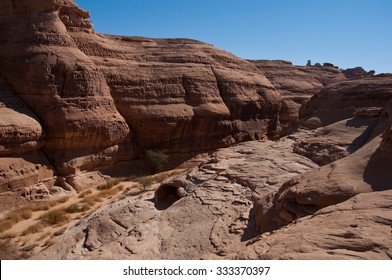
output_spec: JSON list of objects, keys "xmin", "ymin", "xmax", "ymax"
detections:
[
  {"xmin": 0, "ymin": 0, "xmax": 282, "ymax": 206},
  {"xmin": 69, "ymin": 32, "xmax": 281, "ymax": 152},
  {"xmin": 250, "ymin": 60, "xmax": 345, "ymax": 123},
  {"xmin": 0, "ymin": 0, "xmax": 133, "ymax": 176},
  {"xmin": 300, "ymin": 76, "xmax": 392, "ymax": 127}
]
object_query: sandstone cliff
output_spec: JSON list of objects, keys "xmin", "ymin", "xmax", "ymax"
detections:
[
  {"xmin": 0, "ymin": 0, "xmax": 281, "ymax": 206},
  {"xmin": 250, "ymin": 60, "xmax": 346, "ymax": 123}
]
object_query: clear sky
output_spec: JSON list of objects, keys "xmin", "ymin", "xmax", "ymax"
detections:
[{"xmin": 74, "ymin": 0, "xmax": 392, "ymax": 73}]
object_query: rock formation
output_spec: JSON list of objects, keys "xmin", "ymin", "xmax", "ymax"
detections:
[
  {"xmin": 1, "ymin": 0, "xmax": 391, "ymax": 260},
  {"xmin": 342, "ymin": 67, "xmax": 376, "ymax": 79},
  {"xmin": 0, "ymin": 0, "xmax": 281, "ymax": 206},
  {"xmin": 33, "ymin": 99, "xmax": 392, "ymax": 259},
  {"xmin": 300, "ymin": 76, "xmax": 392, "ymax": 127},
  {"xmin": 250, "ymin": 60, "xmax": 345, "ymax": 123}
]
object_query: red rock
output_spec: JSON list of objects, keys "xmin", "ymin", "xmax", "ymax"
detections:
[{"xmin": 250, "ymin": 60, "xmax": 345, "ymax": 123}]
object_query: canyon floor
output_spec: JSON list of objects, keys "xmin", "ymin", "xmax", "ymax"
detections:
[{"xmin": 1, "ymin": 111, "xmax": 391, "ymax": 259}]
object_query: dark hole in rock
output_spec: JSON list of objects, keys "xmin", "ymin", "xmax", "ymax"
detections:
[{"xmin": 154, "ymin": 184, "xmax": 181, "ymax": 210}]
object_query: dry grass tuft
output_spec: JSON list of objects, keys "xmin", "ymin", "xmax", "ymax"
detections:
[
  {"xmin": 40, "ymin": 209, "xmax": 69, "ymax": 226},
  {"xmin": 135, "ymin": 176, "xmax": 154, "ymax": 189},
  {"xmin": 82, "ymin": 184, "xmax": 124, "ymax": 206},
  {"xmin": 22, "ymin": 223, "xmax": 44, "ymax": 236},
  {"xmin": 78, "ymin": 189, "xmax": 92, "ymax": 198},
  {"xmin": 7, "ymin": 208, "xmax": 33, "ymax": 223},
  {"xmin": 39, "ymin": 231, "xmax": 51, "ymax": 240},
  {"xmin": 0, "ymin": 232, "xmax": 17, "ymax": 240},
  {"xmin": 0, "ymin": 221, "xmax": 13, "ymax": 234},
  {"xmin": 43, "ymin": 238, "xmax": 56, "ymax": 248},
  {"xmin": 65, "ymin": 203, "xmax": 90, "ymax": 214},
  {"xmin": 53, "ymin": 227, "xmax": 67, "ymax": 237},
  {"xmin": 57, "ymin": 196, "xmax": 71, "ymax": 204},
  {"xmin": 152, "ymin": 168, "xmax": 187, "ymax": 182},
  {"xmin": 97, "ymin": 179, "xmax": 121, "ymax": 190},
  {"xmin": 82, "ymin": 195, "xmax": 100, "ymax": 206},
  {"xmin": 0, "ymin": 207, "xmax": 33, "ymax": 233}
]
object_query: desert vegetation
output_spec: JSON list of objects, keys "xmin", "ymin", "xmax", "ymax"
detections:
[
  {"xmin": 0, "ymin": 179, "xmax": 130, "ymax": 258},
  {"xmin": 145, "ymin": 149, "xmax": 169, "ymax": 172}
]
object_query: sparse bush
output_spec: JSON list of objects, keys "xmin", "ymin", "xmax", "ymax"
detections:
[
  {"xmin": 145, "ymin": 149, "xmax": 169, "ymax": 172},
  {"xmin": 41, "ymin": 210, "xmax": 68, "ymax": 226},
  {"xmin": 0, "ymin": 207, "xmax": 34, "ymax": 233},
  {"xmin": 82, "ymin": 196, "xmax": 98, "ymax": 206},
  {"xmin": 7, "ymin": 208, "xmax": 33, "ymax": 223}
]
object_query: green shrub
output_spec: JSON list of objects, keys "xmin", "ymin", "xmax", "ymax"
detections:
[{"xmin": 145, "ymin": 149, "xmax": 169, "ymax": 172}]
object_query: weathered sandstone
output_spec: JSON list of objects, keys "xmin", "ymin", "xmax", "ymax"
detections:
[
  {"xmin": 0, "ymin": 0, "xmax": 282, "ymax": 206},
  {"xmin": 236, "ymin": 189, "xmax": 392, "ymax": 260},
  {"xmin": 300, "ymin": 76, "xmax": 392, "ymax": 127},
  {"xmin": 250, "ymin": 60, "xmax": 345, "ymax": 123}
]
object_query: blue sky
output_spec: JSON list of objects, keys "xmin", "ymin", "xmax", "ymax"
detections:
[{"xmin": 74, "ymin": 0, "xmax": 392, "ymax": 73}]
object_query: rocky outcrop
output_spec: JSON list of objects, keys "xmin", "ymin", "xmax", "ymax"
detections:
[
  {"xmin": 0, "ymin": 0, "xmax": 133, "ymax": 176},
  {"xmin": 300, "ymin": 76, "xmax": 392, "ymax": 128},
  {"xmin": 250, "ymin": 60, "xmax": 345, "ymax": 123},
  {"xmin": 291, "ymin": 115, "xmax": 379, "ymax": 165},
  {"xmin": 236, "ymin": 189, "xmax": 392, "ymax": 260},
  {"xmin": 70, "ymin": 33, "xmax": 281, "ymax": 152},
  {"xmin": 0, "ymin": 153, "xmax": 55, "ymax": 211},
  {"xmin": 0, "ymin": 78, "xmax": 44, "ymax": 156},
  {"xmin": 342, "ymin": 67, "xmax": 375, "ymax": 79},
  {"xmin": 256, "ymin": 117, "xmax": 392, "ymax": 233}
]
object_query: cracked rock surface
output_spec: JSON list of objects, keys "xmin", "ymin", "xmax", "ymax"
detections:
[{"xmin": 34, "ymin": 139, "xmax": 317, "ymax": 259}]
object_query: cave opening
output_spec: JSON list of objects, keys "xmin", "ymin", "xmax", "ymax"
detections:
[{"xmin": 154, "ymin": 184, "xmax": 181, "ymax": 210}]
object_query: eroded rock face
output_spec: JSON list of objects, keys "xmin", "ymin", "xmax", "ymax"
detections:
[
  {"xmin": 300, "ymin": 76, "xmax": 392, "ymax": 128},
  {"xmin": 0, "ymin": 0, "xmax": 284, "ymax": 206},
  {"xmin": 0, "ymin": 78, "xmax": 45, "ymax": 155},
  {"xmin": 69, "ymin": 32, "xmax": 282, "ymax": 152},
  {"xmin": 0, "ymin": 0, "xmax": 281, "ymax": 172},
  {"xmin": 257, "ymin": 123, "xmax": 392, "ymax": 233},
  {"xmin": 0, "ymin": 0, "xmax": 133, "ymax": 175},
  {"xmin": 0, "ymin": 152, "xmax": 55, "ymax": 211},
  {"xmin": 236, "ymin": 190, "xmax": 392, "ymax": 260},
  {"xmin": 291, "ymin": 116, "xmax": 378, "ymax": 165},
  {"xmin": 250, "ymin": 60, "xmax": 345, "ymax": 123}
]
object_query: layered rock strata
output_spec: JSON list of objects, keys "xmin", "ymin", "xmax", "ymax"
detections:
[
  {"xmin": 300, "ymin": 76, "xmax": 392, "ymax": 127},
  {"xmin": 0, "ymin": 0, "xmax": 281, "ymax": 205},
  {"xmin": 250, "ymin": 60, "xmax": 345, "ymax": 123}
]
